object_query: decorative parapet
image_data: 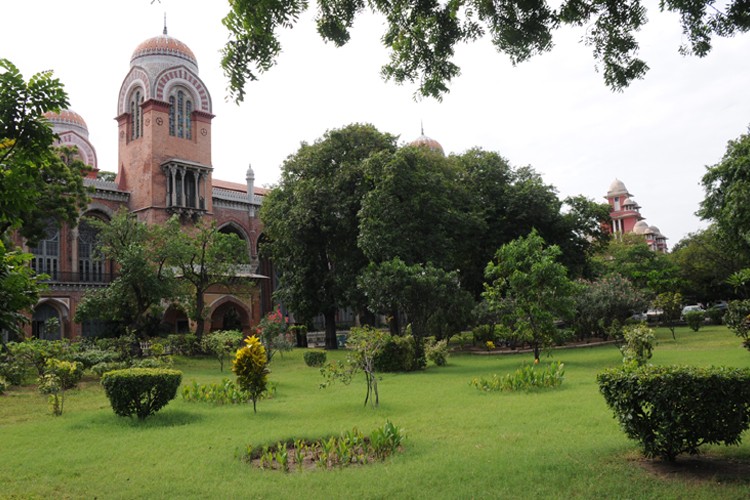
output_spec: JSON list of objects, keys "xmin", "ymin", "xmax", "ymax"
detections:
[{"xmin": 84, "ymin": 178, "xmax": 130, "ymax": 202}]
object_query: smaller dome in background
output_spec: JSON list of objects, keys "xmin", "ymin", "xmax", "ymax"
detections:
[
  {"xmin": 649, "ymin": 226, "xmax": 661, "ymax": 236},
  {"xmin": 44, "ymin": 109, "xmax": 89, "ymax": 137},
  {"xmin": 633, "ymin": 220, "xmax": 649, "ymax": 235},
  {"xmin": 408, "ymin": 126, "xmax": 444, "ymax": 155}
]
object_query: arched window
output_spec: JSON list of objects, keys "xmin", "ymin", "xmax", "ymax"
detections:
[
  {"xmin": 168, "ymin": 88, "xmax": 193, "ymax": 139},
  {"xmin": 78, "ymin": 218, "xmax": 106, "ymax": 283},
  {"xmin": 129, "ymin": 90, "xmax": 143, "ymax": 140},
  {"xmin": 30, "ymin": 223, "xmax": 59, "ymax": 280}
]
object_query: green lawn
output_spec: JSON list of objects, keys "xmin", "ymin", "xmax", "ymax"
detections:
[{"xmin": 1, "ymin": 326, "xmax": 749, "ymax": 499}]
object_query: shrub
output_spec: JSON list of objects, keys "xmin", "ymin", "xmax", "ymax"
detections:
[
  {"xmin": 130, "ymin": 356, "xmax": 174, "ymax": 369},
  {"xmin": 0, "ymin": 355, "xmax": 28, "ymax": 386},
  {"xmin": 37, "ymin": 359, "xmax": 83, "ymax": 415},
  {"xmin": 724, "ymin": 300, "xmax": 750, "ymax": 351},
  {"xmin": 303, "ymin": 350, "xmax": 327, "ymax": 367},
  {"xmin": 472, "ymin": 324, "xmax": 495, "ymax": 344},
  {"xmin": 72, "ymin": 348, "xmax": 121, "ymax": 369},
  {"xmin": 470, "ymin": 362, "xmax": 565, "ymax": 392},
  {"xmin": 0, "ymin": 375, "xmax": 7, "ymax": 394},
  {"xmin": 182, "ymin": 378, "xmax": 251, "ymax": 404},
  {"xmin": 165, "ymin": 333, "xmax": 200, "ymax": 356},
  {"xmin": 7, "ymin": 339, "xmax": 73, "ymax": 376},
  {"xmin": 100, "ymin": 368, "xmax": 182, "ymax": 420},
  {"xmin": 597, "ymin": 365, "xmax": 750, "ymax": 461},
  {"xmin": 425, "ymin": 338, "xmax": 449, "ymax": 366},
  {"xmin": 201, "ymin": 330, "xmax": 244, "ymax": 371},
  {"xmin": 374, "ymin": 335, "xmax": 418, "ymax": 372},
  {"xmin": 232, "ymin": 336, "xmax": 269, "ymax": 413},
  {"xmin": 91, "ymin": 361, "xmax": 128, "ymax": 377},
  {"xmin": 706, "ymin": 306, "xmax": 725, "ymax": 325},
  {"xmin": 620, "ymin": 323, "xmax": 655, "ymax": 367},
  {"xmin": 684, "ymin": 310, "xmax": 705, "ymax": 332}
]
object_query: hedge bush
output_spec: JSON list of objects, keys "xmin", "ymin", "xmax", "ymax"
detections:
[
  {"xmin": 597, "ymin": 365, "xmax": 750, "ymax": 461},
  {"xmin": 101, "ymin": 368, "xmax": 182, "ymax": 420},
  {"xmin": 374, "ymin": 335, "xmax": 419, "ymax": 372},
  {"xmin": 303, "ymin": 350, "xmax": 327, "ymax": 367},
  {"xmin": 684, "ymin": 310, "xmax": 705, "ymax": 332}
]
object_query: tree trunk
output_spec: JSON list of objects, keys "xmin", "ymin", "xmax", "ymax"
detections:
[
  {"xmin": 195, "ymin": 290, "xmax": 205, "ymax": 339},
  {"xmin": 389, "ymin": 309, "xmax": 400, "ymax": 336},
  {"xmin": 324, "ymin": 309, "xmax": 338, "ymax": 350}
]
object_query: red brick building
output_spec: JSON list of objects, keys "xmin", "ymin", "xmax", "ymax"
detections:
[
  {"xmin": 17, "ymin": 29, "xmax": 273, "ymax": 340},
  {"xmin": 604, "ymin": 178, "xmax": 668, "ymax": 252}
]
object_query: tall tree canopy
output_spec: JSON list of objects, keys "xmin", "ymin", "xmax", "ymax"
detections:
[
  {"xmin": 483, "ymin": 229, "xmax": 578, "ymax": 362},
  {"xmin": 0, "ymin": 59, "xmax": 89, "ymax": 244},
  {"xmin": 168, "ymin": 219, "xmax": 251, "ymax": 339},
  {"xmin": 221, "ymin": 0, "xmax": 750, "ymax": 101},
  {"xmin": 698, "ymin": 127, "xmax": 750, "ymax": 255},
  {"xmin": 74, "ymin": 211, "xmax": 182, "ymax": 337},
  {"xmin": 259, "ymin": 123, "xmax": 397, "ymax": 349}
]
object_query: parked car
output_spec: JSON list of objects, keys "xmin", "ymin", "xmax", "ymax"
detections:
[
  {"xmin": 681, "ymin": 304, "xmax": 705, "ymax": 320},
  {"xmin": 648, "ymin": 309, "xmax": 663, "ymax": 322},
  {"xmin": 710, "ymin": 300, "xmax": 729, "ymax": 311}
]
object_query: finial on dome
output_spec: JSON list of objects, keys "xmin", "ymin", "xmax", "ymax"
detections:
[
  {"xmin": 163, "ymin": 13, "xmax": 167, "ymax": 35},
  {"xmin": 421, "ymin": 120, "xmax": 424, "ymax": 136},
  {"xmin": 246, "ymin": 163, "xmax": 255, "ymax": 180}
]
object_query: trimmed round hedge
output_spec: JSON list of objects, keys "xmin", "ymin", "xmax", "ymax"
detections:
[
  {"xmin": 101, "ymin": 368, "xmax": 182, "ymax": 420},
  {"xmin": 597, "ymin": 365, "xmax": 750, "ymax": 460}
]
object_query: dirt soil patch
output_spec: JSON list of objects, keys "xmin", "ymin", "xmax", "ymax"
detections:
[{"xmin": 635, "ymin": 454, "xmax": 750, "ymax": 484}]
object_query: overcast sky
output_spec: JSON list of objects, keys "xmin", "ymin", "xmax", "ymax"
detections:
[{"xmin": 4, "ymin": 1, "xmax": 750, "ymax": 244}]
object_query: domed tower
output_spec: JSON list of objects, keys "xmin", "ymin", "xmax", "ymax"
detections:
[
  {"xmin": 605, "ymin": 178, "xmax": 642, "ymax": 234},
  {"xmin": 408, "ymin": 125, "xmax": 444, "ymax": 155},
  {"xmin": 116, "ymin": 25, "xmax": 214, "ymax": 223},
  {"xmin": 44, "ymin": 109, "xmax": 98, "ymax": 177}
]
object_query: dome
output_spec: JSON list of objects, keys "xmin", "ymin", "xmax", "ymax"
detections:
[
  {"xmin": 607, "ymin": 178, "xmax": 630, "ymax": 197},
  {"xmin": 130, "ymin": 32, "xmax": 199, "ymax": 74},
  {"xmin": 44, "ymin": 109, "xmax": 89, "ymax": 138},
  {"xmin": 409, "ymin": 134, "xmax": 444, "ymax": 155},
  {"xmin": 633, "ymin": 220, "xmax": 649, "ymax": 235},
  {"xmin": 649, "ymin": 226, "xmax": 661, "ymax": 236}
]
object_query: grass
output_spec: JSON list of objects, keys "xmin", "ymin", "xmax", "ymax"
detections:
[{"xmin": 1, "ymin": 325, "xmax": 749, "ymax": 499}]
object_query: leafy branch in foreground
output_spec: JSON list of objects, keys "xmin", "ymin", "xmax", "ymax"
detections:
[{"xmin": 220, "ymin": 1, "xmax": 750, "ymax": 101}]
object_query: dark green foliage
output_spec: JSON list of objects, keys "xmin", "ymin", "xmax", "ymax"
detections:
[
  {"xmin": 260, "ymin": 124, "xmax": 397, "ymax": 349},
  {"xmin": 597, "ymin": 365, "xmax": 750, "ymax": 461},
  {"xmin": 100, "ymin": 368, "xmax": 182, "ymax": 420},
  {"xmin": 374, "ymin": 335, "xmax": 419, "ymax": 372},
  {"xmin": 71, "ymin": 348, "xmax": 121, "ymax": 369},
  {"xmin": 483, "ymin": 229, "xmax": 579, "ymax": 362},
  {"xmin": 724, "ymin": 299, "xmax": 750, "ymax": 351},
  {"xmin": 573, "ymin": 274, "xmax": 648, "ymax": 340},
  {"xmin": 699, "ymin": 129, "xmax": 750, "ymax": 255},
  {"xmin": 303, "ymin": 350, "xmax": 327, "ymax": 367},
  {"xmin": 684, "ymin": 310, "xmax": 705, "ymax": 332},
  {"xmin": 220, "ymin": 0, "xmax": 749, "ymax": 100},
  {"xmin": 6, "ymin": 339, "xmax": 73, "ymax": 376},
  {"xmin": 706, "ymin": 306, "xmax": 725, "ymax": 325}
]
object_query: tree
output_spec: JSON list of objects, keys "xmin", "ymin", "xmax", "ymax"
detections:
[
  {"xmin": 0, "ymin": 59, "xmax": 90, "ymax": 244},
  {"xmin": 483, "ymin": 229, "xmax": 578, "ymax": 362},
  {"xmin": 670, "ymin": 225, "xmax": 748, "ymax": 303},
  {"xmin": 358, "ymin": 258, "xmax": 473, "ymax": 363},
  {"xmin": 200, "ymin": 330, "xmax": 244, "ymax": 372},
  {"xmin": 260, "ymin": 123, "xmax": 397, "ymax": 349},
  {"xmin": 572, "ymin": 274, "xmax": 648, "ymax": 340},
  {"xmin": 320, "ymin": 326, "xmax": 390, "ymax": 407},
  {"xmin": 652, "ymin": 291, "xmax": 683, "ymax": 340},
  {"xmin": 232, "ymin": 335, "xmax": 270, "ymax": 413},
  {"xmin": 168, "ymin": 219, "xmax": 251, "ymax": 339},
  {"xmin": 74, "ymin": 210, "xmax": 182, "ymax": 337},
  {"xmin": 699, "ymin": 128, "xmax": 750, "ymax": 255},
  {"xmin": 592, "ymin": 233, "xmax": 680, "ymax": 296},
  {"xmin": 220, "ymin": 1, "xmax": 750, "ymax": 101},
  {"xmin": 0, "ymin": 241, "xmax": 44, "ymax": 340}
]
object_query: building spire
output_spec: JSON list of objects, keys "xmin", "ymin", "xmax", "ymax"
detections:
[
  {"xmin": 420, "ymin": 120, "xmax": 424, "ymax": 136},
  {"xmin": 163, "ymin": 13, "xmax": 168, "ymax": 35}
]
